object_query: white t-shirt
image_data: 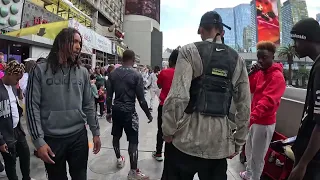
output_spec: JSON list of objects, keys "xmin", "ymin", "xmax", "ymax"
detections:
[{"xmin": 4, "ymin": 85, "xmax": 19, "ymax": 128}]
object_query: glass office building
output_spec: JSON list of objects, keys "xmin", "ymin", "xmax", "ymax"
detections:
[
  {"xmin": 214, "ymin": 8, "xmax": 236, "ymax": 49},
  {"xmin": 234, "ymin": 4, "xmax": 251, "ymax": 51},
  {"xmin": 281, "ymin": 0, "xmax": 308, "ymax": 46},
  {"xmin": 214, "ymin": 4, "xmax": 250, "ymax": 51}
]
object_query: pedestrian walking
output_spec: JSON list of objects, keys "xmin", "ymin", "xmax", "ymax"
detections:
[
  {"xmin": 152, "ymin": 49, "xmax": 178, "ymax": 162},
  {"xmin": 106, "ymin": 50, "xmax": 153, "ymax": 180},
  {"xmin": 0, "ymin": 61, "xmax": 34, "ymax": 180},
  {"xmin": 161, "ymin": 11, "xmax": 251, "ymax": 180},
  {"xmin": 26, "ymin": 27, "xmax": 101, "ymax": 180}
]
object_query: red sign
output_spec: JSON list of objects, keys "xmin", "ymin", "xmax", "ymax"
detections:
[
  {"xmin": 115, "ymin": 29, "xmax": 124, "ymax": 39},
  {"xmin": 25, "ymin": 17, "xmax": 49, "ymax": 28}
]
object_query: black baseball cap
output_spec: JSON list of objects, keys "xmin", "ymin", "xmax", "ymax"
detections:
[
  {"xmin": 198, "ymin": 11, "xmax": 231, "ymax": 34},
  {"xmin": 290, "ymin": 18, "xmax": 320, "ymax": 42}
]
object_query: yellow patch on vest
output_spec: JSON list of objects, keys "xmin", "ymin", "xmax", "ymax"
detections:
[{"xmin": 211, "ymin": 68, "xmax": 228, "ymax": 77}]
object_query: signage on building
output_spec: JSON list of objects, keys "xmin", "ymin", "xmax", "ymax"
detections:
[
  {"xmin": 115, "ymin": 29, "xmax": 124, "ymax": 39},
  {"xmin": 25, "ymin": 17, "xmax": 49, "ymax": 27},
  {"xmin": 116, "ymin": 45, "xmax": 125, "ymax": 57},
  {"xmin": 21, "ymin": 1, "xmax": 64, "ymax": 28},
  {"xmin": 96, "ymin": 33, "xmax": 112, "ymax": 54}
]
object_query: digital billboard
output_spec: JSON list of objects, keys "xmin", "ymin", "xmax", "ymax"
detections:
[
  {"xmin": 125, "ymin": 0, "xmax": 160, "ymax": 23},
  {"xmin": 256, "ymin": 0, "xmax": 280, "ymax": 45}
]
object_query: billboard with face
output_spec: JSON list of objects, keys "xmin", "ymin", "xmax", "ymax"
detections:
[
  {"xmin": 125, "ymin": 0, "xmax": 160, "ymax": 23},
  {"xmin": 256, "ymin": 0, "xmax": 280, "ymax": 45}
]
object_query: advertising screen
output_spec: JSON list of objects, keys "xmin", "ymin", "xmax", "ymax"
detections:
[
  {"xmin": 125, "ymin": 0, "xmax": 160, "ymax": 23},
  {"xmin": 256, "ymin": 0, "xmax": 280, "ymax": 45}
]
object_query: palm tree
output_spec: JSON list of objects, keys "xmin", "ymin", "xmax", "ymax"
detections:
[{"xmin": 278, "ymin": 45, "xmax": 298, "ymax": 85}]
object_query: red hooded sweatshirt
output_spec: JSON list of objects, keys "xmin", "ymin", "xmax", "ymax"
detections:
[{"xmin": 249, "ymin": 63, "xmax": 286, "ymax": 127}]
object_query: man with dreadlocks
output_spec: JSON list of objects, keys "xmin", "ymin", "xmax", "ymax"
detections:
[
  {"xmin": 26, "ymin": 28, "xmax": 101, "ymax": 180},
  {"xmin": 0, "ymin": 61, "xmax": 34, "ymax": 180}
]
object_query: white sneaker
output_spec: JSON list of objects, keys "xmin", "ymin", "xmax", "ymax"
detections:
[
  {"xmin": 128, "ymin": 169, "xmax": 149, "ymax": 180},
  {"xmin": 0, "ymin": 163, "xmax": 6, "ymax": 178},
  {"xmin": 117, "ymin": 156, "xmax": 125, "ymax": 168}
]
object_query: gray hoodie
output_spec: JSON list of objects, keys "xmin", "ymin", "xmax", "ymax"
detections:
[{"xmin": 26, "ymin": 62, "xmax": 100, "ymax": 149}]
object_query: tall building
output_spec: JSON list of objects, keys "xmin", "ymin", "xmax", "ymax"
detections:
[
  {"xmin": 123, "ymin": 0, "xmax": 163, "ymax": 67},
  {"xmin": 214, "ymin": 4, "xmax": 250, "ymax": 51},
  {"xmin": 243, "ymin": 26, "xmax": 252, "ymax": 51},
  {"xmin": 250, "ymin": 0, "xmax": 257, "ymax": 51},
  {"xmin": 234, "ymin": 4, "xmax": 251, "ymax": 51},
  {"xmin": 281, "ymin": 0, "xmax": 308, "ymax": 46},
  {"xmin": 214, "ymin": 8, "xmax": 236, "ymax": 49}
]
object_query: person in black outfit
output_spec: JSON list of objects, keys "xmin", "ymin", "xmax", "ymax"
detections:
[
  {"xmin": 0, "ymin": 61, "xmax": 33, "ymax": 180},
  {"xmin": 288, "ymin": 18, "xmax": 320, "ymax": 180},
  {"xmin": 106, "ymin": 50, "xmax": 153, "ymax": 180}
]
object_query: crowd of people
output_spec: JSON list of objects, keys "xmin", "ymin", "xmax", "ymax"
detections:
[{"xmin": 0, "ymin": 10, "xmax": 319, "ymax": 180}]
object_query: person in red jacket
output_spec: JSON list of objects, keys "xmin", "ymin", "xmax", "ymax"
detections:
[{"xmin": 240, "ymin": 41, "xmax": 286, "ymax": 180}]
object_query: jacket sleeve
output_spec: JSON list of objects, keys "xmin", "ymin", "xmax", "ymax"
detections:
[
  {"xmin": 250, "ymin": 73, "xmax": 286, "ymax": 122},
  {"xmin": 82, "ymin": 69, "xmax": 100, "ymax": 136},
  {"xmin": 162, "ymin": 47, "xmax": 193, "ymax": 137},
  {"xmin": 249, "ymin": 71, "xmax": 259, "ymax": 93},
  {"xmin": 26, "ymin": 65, "xmax": 46, "ymax": 149},
  {"xmin": 232, "ymin": 56, "xmax": 251, "ymax": 152},
  {"xmin": 312, "ymin": 66, "xmax": 320, "ymax": 124}
]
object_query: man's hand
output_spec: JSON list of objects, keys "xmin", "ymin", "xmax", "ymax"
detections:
[
  {"xmin": 147, "ymin": 115, "xmax": 153, "ymax": 123},
  {"xmin": 288, "ymin": 163, "xmax": 307, "ymax": 180},
  {"xmin": 163, "ymin": 135, "xmax": 173, "ymax": 143},
  {"xmin": 250, "ymin": 63, "xmax": 262, "ymax": 72},
  {"xmin": 227, "ymin": 152, "xmax": 239, "ymax": 159},
  {"xmin": 37, "ymin": 144, "xmax": 55, "ymax": 164},
  {"xmin": 106, "ymin": 113, "xmax": 112, "ymax": 123},
  {"xmin": 0, "ymin": 143, "xmax": 8, "ymax": 153},
  {"xmin": 93, "ymin": 136, "xmax": 101, "ymax": 154}
]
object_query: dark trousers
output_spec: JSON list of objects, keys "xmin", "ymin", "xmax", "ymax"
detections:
[
  {"xmin": 44, "ymin": 128, "xmax": 88, "ymax": 180},
  {"xmin": 99, "ymin": 102, "xmax": 104, "ymax": 116},
  {"xmin": 95, "ymin": 98, "xmax": 104, "ymax": 116},
  {"xmin": 156, "ymin": 105, "xmax": 164, "ymax": 154},
  {"xmin": 1, "ymin": 127, "xmax": 31, "ymax": 180},
  {"xmin": 161, "ymin": 143, "xmax": 228, "ymax": 180},
  {"xmin": 0, "ymin": 159, "xmax": 4, "ymax": 172},
  {"xmin": 294, "ymin": 153, "xmax": 320, "ymax": 180}
]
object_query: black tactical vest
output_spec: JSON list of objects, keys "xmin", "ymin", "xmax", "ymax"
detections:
[{"xmin": 185, "ymin": 41, "xmax": 238, "ymax": 117}]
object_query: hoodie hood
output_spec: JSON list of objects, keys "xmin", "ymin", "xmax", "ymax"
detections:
[{"xmin": 266, "ymin": 62, "xmax": 283, "ymax": 74}]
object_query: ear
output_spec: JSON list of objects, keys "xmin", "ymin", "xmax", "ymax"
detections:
[{"xmin": 221, "ymin": 30, "xmax": 225, "ymax": 37}]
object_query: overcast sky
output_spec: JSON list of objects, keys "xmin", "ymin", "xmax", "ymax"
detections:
[{"xmin": 160, "ymin": 0, "xmax": 320, "ymax": 49}]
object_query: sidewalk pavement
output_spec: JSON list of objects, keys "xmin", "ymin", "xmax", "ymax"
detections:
[{"xmin": 1, "ymin": 94, "xmax": 245, "ymax": 180}]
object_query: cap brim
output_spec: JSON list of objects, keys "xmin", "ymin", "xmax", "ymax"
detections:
[{"xmin": 198, "ymin": 23, "xmax": 231, "ymax": 34}]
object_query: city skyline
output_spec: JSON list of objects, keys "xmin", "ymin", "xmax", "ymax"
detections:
[
  {"xmin": 213, "ymin": 4, "xmax": 251, "ymax": 50},
  {"xmin": 281, "ymin": 0, "xmax": 309, "ymax": 46},
  {"xmin": 161, "ymin": 0, "xmax": 320, "ymax": 49}
]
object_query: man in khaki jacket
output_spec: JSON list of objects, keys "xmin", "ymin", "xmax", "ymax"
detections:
[{"xmin": 161, "ymin": 11, "xmax": 251, "ymax": 180}]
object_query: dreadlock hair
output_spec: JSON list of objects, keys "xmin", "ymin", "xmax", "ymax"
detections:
[
  {"xmin": 46, "ymin": 28, "xmax": 82, "ymax": 74},
  {"xmin": 5, "ymin": 60, "xmax": 25, "ymax": 75},
  {"xmin": 25, "ymin": 60, "xmax": 36, "ymax": 73}
]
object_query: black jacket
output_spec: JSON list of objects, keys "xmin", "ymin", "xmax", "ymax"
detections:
[{"xmin": 0, "ymin": 80, "xmax": 25, "ymax": 147}]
